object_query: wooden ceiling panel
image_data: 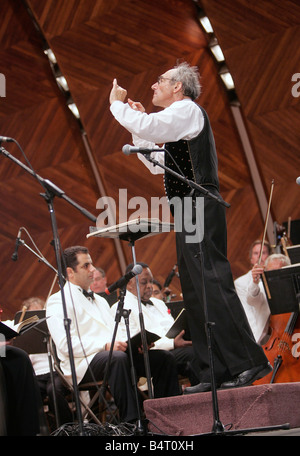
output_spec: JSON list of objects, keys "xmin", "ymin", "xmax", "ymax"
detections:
[
  {"xmin": 0, "ymin": 101, "xmax": 86, "ymax": 179},
  {"xmin": 25, "ymin": 0, "xmax": 119, "ymax": 38},
  {"xmin": 248, "ymin": 107, "xmax": 300, "ymax": 185},
  {"xmin": 220, "ymin": 27, "xmax": 300, "ymax": 118},
  {"xmin": 224, "ymin": 183, "xmax": 265, "ymax": 277},
  {"xmin": 200, "ymin": 0, "xmax": 300, "ymax": 50},
  {"xmin": 0, "ymin": 46, "xmax": 55, "ymax": 117},
  {"xmin": 28, "ymin": 0, "xmax": 205, "ymax": 92},
  {"xmin": 201, "ymin": 0, "xmax": 300, "ymax": 232}
]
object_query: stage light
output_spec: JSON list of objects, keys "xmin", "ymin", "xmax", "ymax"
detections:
[
  {"xmin": 208, "ymin": 38, "xmax": 225, "ymax": 63},
  {"xmin": 199, "ymin": 16, "xmax": 213, "ymax": 34},
  {"xmin": 219, "ymin": 66, "xmax": 235, "ymax": 90},
  {"xmin": 56, "ymin": 76, "xmax": 69, "ymax": 92},
  {"xmin": 68, "ymin": 103, "xmax": 80, "ymax": 119},
  {"xmin": 44, "ymin": 48, "xmax": 57, "ymax": 64}
]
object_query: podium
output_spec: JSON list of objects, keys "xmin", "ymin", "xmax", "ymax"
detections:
[{"xmin": 87, "ymin": 218, "xmax": 174, "ymax": 399}]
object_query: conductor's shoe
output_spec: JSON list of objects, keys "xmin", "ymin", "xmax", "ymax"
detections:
[
  {"xmin": 183, "ymin": 382, "xmax": 211, "ymax": 394},
  {"xmin": 220, "ymin": 362, "xmax": 272, "ymax": 389}
]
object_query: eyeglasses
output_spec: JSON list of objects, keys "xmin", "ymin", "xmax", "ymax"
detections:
[{"xmin": 157, "ymin": 76, "xmax": 173, "ymax": 85}]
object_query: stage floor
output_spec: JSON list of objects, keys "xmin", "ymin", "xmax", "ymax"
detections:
[{"xmin": 144, "ymin": 382, "xmax": 300, "ymax": 436}]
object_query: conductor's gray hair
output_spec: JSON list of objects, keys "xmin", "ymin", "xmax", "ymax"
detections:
[{"xmin": 171, "ymin": 62, "xmax": 201, "ymax": 101}]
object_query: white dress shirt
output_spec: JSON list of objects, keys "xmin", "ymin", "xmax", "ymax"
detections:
[
  {"xmin": 110, "ymin": 98, "xmax": 204, "ymax": 175},
  {"xmin": 110, "ymin": 291, "xmax": 176, "ymax": 351}
]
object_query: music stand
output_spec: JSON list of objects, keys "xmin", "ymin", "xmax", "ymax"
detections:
[
  {"xmin": 87, "ymin": 218, "xmax": 174, "ymax": 399},
  {"xmin": 13, "ymin": 310, "xmax": 49, "ymax": 353},
  {"xmin": 286, "ymin": 245, "xmax": 300, "ymax": 265},
  {"xmin": 283, "ymin": 219, "xmax": 300, "ymax": 245},
  {"xmin": 263, "ymin": 263, "xmax": 300, "ymax": 315}
]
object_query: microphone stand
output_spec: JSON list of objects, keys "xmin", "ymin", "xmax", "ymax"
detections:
[
  {"xmin": 13, "ymin": 237, "xmax": 58, "ymax": 275},
  {"xmin": 12, "ymin": 234, "xmax": 61, "ymax": 427},
  {"xmin": 129, "ymin": 240, "xmax": 154, "ymax": 399},
  {"xmin": 142, "ymin": 150, "xmax": 230, "ymax": 209},
  {"xmin": 87, "ymin": 229, "xmax": 156, "ymax": 400},
  {"xmin": 101, "ymin": 287, "xmax": 144, "ymax": 434},
  {"xmin": 141, "ymin": 151, "xmax": 289, "ymax": 436},
  {"xmin": 1, "ymin": 144, "xmax": 96, "ymax": 436}
]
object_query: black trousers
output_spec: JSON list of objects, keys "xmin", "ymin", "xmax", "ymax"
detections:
[
  {"xmin": 37, "ymin": 372, "xmax": 73, "ymax": 426},
  {"xmin": 80, "ymin": 349, "xmax": 181, "ymax": 423},
  {"xmin": 0, "ymin": 346, "xmax": 44, "ymax": 435},
  {"xmin": 175, "ymin": 192, "xmax": 268, "ymax": 384},
  {"xmin": 170, "ymin": 346, "xmax": 200, "ymax": 385}
]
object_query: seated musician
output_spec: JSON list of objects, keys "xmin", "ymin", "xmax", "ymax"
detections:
[
  {"xmin": 46, "ymin": 246, "xmax": 181, "ymax": 424},
  {"xmin": 244, "ymin": 253, "xmax": 291, "ymax": 344},
  {"xmin": 234, "ymin": 240, "xmax": 271, "ymax": 306},
  {"xmin": 110, "ymin": 262, "xmax": 200, "ymax": 386}
]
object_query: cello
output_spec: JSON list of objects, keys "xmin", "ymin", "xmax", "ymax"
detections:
[
  {"xmin": 254, "ymin": 309, "xmax": 300, "ymax": 384},
  {"xmin": 254, "ymin": 236, "xmax": 300, "ymax": 384}
]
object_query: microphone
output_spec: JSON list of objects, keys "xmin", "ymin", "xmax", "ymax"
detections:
[
  {"xmin": 122, "ymin": 144, "xmax": 163, "ymax": 155},
  {"xmin": 105, "ymin": 264, "xmax": 143, "ymax": 295},
  {"xmin": 164, "ymin": 264, "xmax": 177, "ymax": 288},
  {"xmin": 0, "ymin": 136, "xmax": 14, "ymax": 143},
  {"xmin": 296, "ymin": 177, "xmax": 300, "ymax": 185},
  {"xmin": 11, "ymin": 228, "xmax": 22, "ymax": 261}
]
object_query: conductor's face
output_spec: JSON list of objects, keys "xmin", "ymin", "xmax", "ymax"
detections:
[
  {"xmin": 151, "ymin": 69, "xmax": 177, "ymax": 108},
  {"xmin": 127, "ymin": 267, "xmax": 153, "ymax": 302},
  {"xmin": 67, "ymin": 253, "xmax": 96, "ymax": 291}
]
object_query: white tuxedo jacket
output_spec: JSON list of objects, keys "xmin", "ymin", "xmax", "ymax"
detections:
[
  {"xmin": 234, "ymin": 270, "xmax": 270, "ymax": 343},
  {"xmin": 46, "ymin": 281, "xmax": 124, "ymax": 383},
  {"xmin": 110, "ymin": 291, "xmax": 176, "ymax": 351}
]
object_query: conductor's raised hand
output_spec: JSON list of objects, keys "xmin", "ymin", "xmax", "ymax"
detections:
[
  {"xmin": 109, "ymin": 78, "xmax": 127, "ymax": 104},
  {"xmin": 128, "ymin": 98, "xmax": 145, "ymax": 113}
]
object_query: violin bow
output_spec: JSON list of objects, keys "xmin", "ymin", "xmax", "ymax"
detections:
[
  {"xmin": 259, "ymin": 179, "xmax": 274, "ymax": 299},
  {"xmin": 258, "ymin": 179, "xmax": 274, "ymax": 265}
]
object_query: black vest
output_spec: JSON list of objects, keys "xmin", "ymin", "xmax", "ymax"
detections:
[{"xmin": 164, "ymin": 105, "xmax": 219, "ymax": 200}]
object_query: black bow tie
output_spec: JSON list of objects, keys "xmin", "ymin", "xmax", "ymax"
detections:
[
  {"xmin": 82, "ymin": 289, "xmax": 94, "ymax": 300},
  {"xmin": 142, "ymin": 299, "xmax": 154, "ymax": 306}
]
